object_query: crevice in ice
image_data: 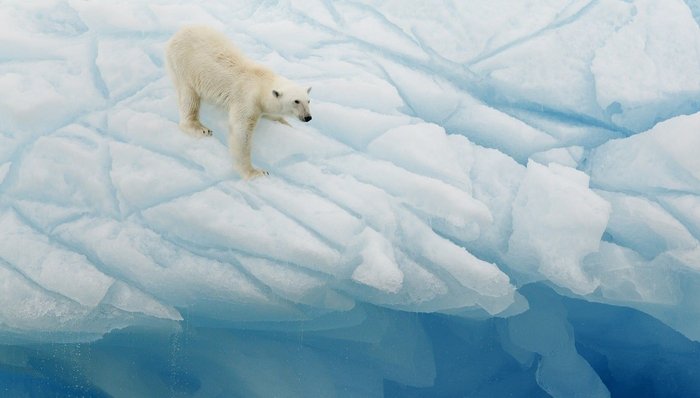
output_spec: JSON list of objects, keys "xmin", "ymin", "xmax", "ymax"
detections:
[
  {"xmin": 342, "ymin": 1, "xmax": 423, "ymax": 48},
  {"xmin": 298, "ymin": 2, "xmax": 616, "ymax": 153},
  {"xmin": 87, "ymin": 37, "xmax": 109, "ymax": 100},
  {"xmin": 686, "ymin": 0, "xmax": 700, "ymax": 27},
  {"xmin": 140, "ymin": 210, "xmax": 331, "ymax": 287},
  {"xmin": 468, "ymin": 0, "xmax": 599, "ymax": 66},
  {"xmin": 102, "ymin": 142, "xmax": 125, "ymax": 218},
  {"xmin": 276, "ymin": 167, "xmax": 367, "ymax": 224},
  {"xmin": 322, "ymin": 0, "xmax": 345, "ymax": 25},
  {"xmin": 185, "ymin": 251, "xmax": 327, "ymax": 313},
  {"xmin": 131, "ymin": 178, "xmax": 227, "ymax": 218},
  {"xmin": 498, "ymin": 103, "xmax": 633, "ymax": 140},
  {"xmin": 590, "ymin": 182, "xmax": 700, "ymax": 198},
  {"xmin": 106, "ymin": 126, "xmax": 211, "ymax": 175},
  {"xmin": 222, "ymin": 182, "xmax": 350, "ymax": 254},
  {"xmin": 371, "ymin": 61, "xmax": 419, "ymax": 117},
  {"xmin": 4, "ymin": 210, "xmax": 170, "ymax": 317}
]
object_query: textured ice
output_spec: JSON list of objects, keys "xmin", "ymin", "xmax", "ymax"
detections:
[
  {"xmin": 508, "ymin": 161, "xmax": 611, "ymax": 295},
  {"xmin": 2, "ymin": 0, "xmax": 700, "ymax": 396}
]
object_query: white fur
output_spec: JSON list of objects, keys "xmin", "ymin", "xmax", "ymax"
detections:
[{"xmin": 165, "ymin": 25, "xmax": 312, "ymax": 179}]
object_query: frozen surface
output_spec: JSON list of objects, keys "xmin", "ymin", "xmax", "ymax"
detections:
[{"xmin": 1, "ymin": 0, "xmax": 700, "ymax": 396}]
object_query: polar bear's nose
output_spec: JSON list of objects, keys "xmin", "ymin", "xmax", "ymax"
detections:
[{"xmin": 304, "ymin": 116, "xmax": 312, "ymax": 122}]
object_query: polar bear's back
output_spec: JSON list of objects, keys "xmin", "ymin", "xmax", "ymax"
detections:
[{"xmin": 166, "ymin": 25, "xmax": 270, "ymax": 105}]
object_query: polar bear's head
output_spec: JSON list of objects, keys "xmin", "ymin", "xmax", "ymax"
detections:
[{"xmin": 272, "ymin": 84, "xmax": 312, "ymax": 122}]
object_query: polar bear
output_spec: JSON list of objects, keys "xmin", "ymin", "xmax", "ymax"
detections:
[{"xmin": 165, "ymin": 25, "xmax": 312, "ymax": 179}]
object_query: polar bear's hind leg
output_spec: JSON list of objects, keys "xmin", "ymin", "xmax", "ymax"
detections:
[{"xmin": 177, "ymin": 86, "xmax": 213, "ymax": 137}]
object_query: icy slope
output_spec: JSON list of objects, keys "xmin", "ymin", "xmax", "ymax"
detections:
[{"xmin": 1, "ymin": 0, "xmax": 700, "ymax": 396}]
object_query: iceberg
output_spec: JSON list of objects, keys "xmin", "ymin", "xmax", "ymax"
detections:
[{"xmin": 1, "ymin": 0, "xmax": 700, "ymax": 396}]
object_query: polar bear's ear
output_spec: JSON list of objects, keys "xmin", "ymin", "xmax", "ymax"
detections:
[
  {"xmin": 272, "ymin": 90, "xmax": 281, "ymax": 98},
  {"xmin": 306, "ymin": 86, "xmax": 312, "ymax": 94}
]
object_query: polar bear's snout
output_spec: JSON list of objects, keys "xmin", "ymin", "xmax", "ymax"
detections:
[{"xmin": 297, "ymin": 98, "xmax": 312, "ymax": 122}]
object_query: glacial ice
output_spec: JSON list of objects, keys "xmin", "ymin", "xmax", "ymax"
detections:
[{"xmin": 1, "ymin": 0, "xmax": 700, "ymax": 396}]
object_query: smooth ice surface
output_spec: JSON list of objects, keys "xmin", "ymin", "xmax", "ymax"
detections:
[{"xmin": 2, "ymin": 0, "xmax": 700, "ymax": 396}]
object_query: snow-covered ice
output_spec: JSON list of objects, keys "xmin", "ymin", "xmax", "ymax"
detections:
[{"xmin": 1, "ymin": 0, "xmax": 700, "ymax": 396}]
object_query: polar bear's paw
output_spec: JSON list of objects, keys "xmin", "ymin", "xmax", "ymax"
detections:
[
  {"xmin": 180, "ymin": 121, "xmax": 213, "ymax": 137},
  {"xmin": 272, "ymin": 116, "xmax": 291, "ymax": 126},
  {"xmin": 244, "ymin": 168, "xmax": 269, "ymax": 180}
]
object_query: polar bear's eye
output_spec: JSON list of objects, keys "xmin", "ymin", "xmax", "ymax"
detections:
[{"xmin": 294, "ymin": 100, "xmax": 300, "ymax": 104}]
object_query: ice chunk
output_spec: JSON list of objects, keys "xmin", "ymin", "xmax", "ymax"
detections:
[
  {"xmin": 241, "ymin": 177, "xmax": 362, "ymax": 246},
  {"xmin": 236, "ymin": 255, "xmax": 354, "ymax": 311},
  {"xmin": 377, "ymin": 60, "xmax": 463, "ymax": 123},
  {"xmin": 597, "ymin": 191, "xmax": 699, "ymax": 259},
  {"xmin": 0, "ymin": 162, "xmax": 10, "ymax": 185},
  {"xmin": 367, "ymin": 123, "xmax": 474, "ymax": 190},
  {"xmin": 364, "ymin": 0, "xmax": 586, "ymax": 64},
  {"xmin": 101, "ymin": 281, "xmax": 182, "ymax": 320},
  {"xmin": 310, "ymin": 101, "xmax": 412, "ymax": 149},
  {"xmin": 350, "ymin": 227, "xmax": 404, "ymax": 293},
  {"xmin": 388, "ymin": 254, "xmax": 448, "ymax": 309},
  {"xmin": 8, "ymin": 125, "xmax": 117, "ymax": 215},
  {"xmin": 0, "ymin": 210, "xmax": 113, "ymax": 308},
  {"xmin": 53, "ymin": 216, "xmax": 302, "ymax": 321},
  {"xmin": 504, "ymin": 108, "xmax": 625, "ymax": 148},
  {"xmin": 471, "ymin": 1, "xmax": 635, "ymax": 124},
  {"xmin": 333, "ymin": 2, "xmax": 428, "ymax": 60},
  {"xmin": 591, "ymin": 0, "xmax": 700, "ymax": 131},
  {"xmin": 281, "ymin": 162, "xmax": 516, "ymax": 314},
  {"xmin": 310, "ymin": 75, "xmax": 404, "ymax": 114},
  {"xmin": 107, "ymin": 108, "xmax": 235, "ymax": 179},
  {"xmin": 0, "ymin": 66, "xmax": 101, "ymax": 134},
  {"xmin": 142, "ymin": 185, "xmax": 342, "ymax": 274},
  {"xmin": 0, "ymin": 133, "xmax": 20, "ymax": 163},
  {"xmin": 506, "ymin": 286, "xmax": 610, "ymax": 398},
  {"xmin": 250, "ymin": 121, "xmax": 351, "ymax": 174},
  {"xmin": 468, "ymin": 145, "xmax": 527, "ymax": 257},
  {"xmin": 0, "ymin": 261, "xmax": 87, "ymax": 333},
  {"xmin": 95, "ymin": 39, "xmax": 161, "ymax": 99},
  {"xmin": 658, "ymin": 194, "xmax": 700, "ymax": 239},
  {"xmin": 109, "ymin": 141, "xmax": 209, "ymax": 211},
  {"xmin": 588, "ymin": 112, "xmax": 700, "ymax": 194},
  {"xmin": 444, "ymin": 97, "xmax": 559, "ymax": 164},
  {"xmin": 244, "ymin": 19, "xmax": 335, "ymax": 56},
  {"xmin": 378, "ymin": 60, "xmax": 558, "ymax": 162},
  {"xmin": 584, "ymin": 242, "xmax": 680, "ymax": 305},
  {"xmin": 11, "ymin": 200, "xmax": 88, "ymax": 232},
  {"xmin": 508, "ymin": 161, "xmax": 611, "ymax": 294},
  {"xmin": 530, "ymin": 146, "xmax": 584, "ymax": 168},
  {"xmin": 69, "ymin": 0, "xmax": 157, "ymax": 33},
  {"xmin": 323, "ymin": 154, "xmax": 492, "ymax": 240}
]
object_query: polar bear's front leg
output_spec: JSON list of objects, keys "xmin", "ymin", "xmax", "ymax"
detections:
[
  {"xmin": 262, "ymin": 114, "xmax": 291, "ymax": 127},
  {"xmin": 228, "ymin": 112, "xmax": 268, "ymax": 180}
]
